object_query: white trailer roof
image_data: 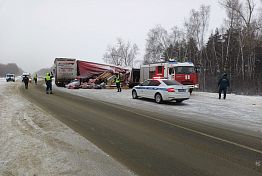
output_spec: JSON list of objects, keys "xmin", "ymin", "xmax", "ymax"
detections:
[{"xmin": 141, "ymin": 62, "xmax": 194, "ymax": 68}]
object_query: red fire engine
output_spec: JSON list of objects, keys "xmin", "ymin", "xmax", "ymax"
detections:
[{"xmin": 140, "ymin": 61, "xmax": 199, "ymax": 93}]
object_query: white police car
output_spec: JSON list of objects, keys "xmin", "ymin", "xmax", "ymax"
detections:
[{"xmin": 132, "ymin": 79, "xmax": 190, "ymax": 103}]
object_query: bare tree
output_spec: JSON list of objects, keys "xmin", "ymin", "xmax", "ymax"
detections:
[
  {"xmin": 103, "ymin": 38, "xmax": 139, "ymax": 67},
  {"xmin": 184, "ymin": 5, "xmax": 210, "ymax": 91},
  {"xmin": 185, "ymin": 5, "xmax": 210, "ymax": 50},
  {"xmin": 220, "ymin": 0, "xmax": 258, "ymax": 80},
  {"xmin": 143, "ymin": 25, "xmax": 169, "ymax": 64}
]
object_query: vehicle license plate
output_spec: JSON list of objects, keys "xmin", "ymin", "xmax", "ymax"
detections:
[{"xmin": 178, "ymin": 89, "xmax": 186, "ymax": 92}]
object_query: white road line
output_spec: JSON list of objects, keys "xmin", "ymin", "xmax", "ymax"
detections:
[{"xmin": 101, "ymin": 100, "xmax": 262, "ymax": 154}]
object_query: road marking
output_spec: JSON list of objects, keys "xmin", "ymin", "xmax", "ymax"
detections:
[{"xmin": 100, "ymin": 100, "xmax": 262, "ymax": 154}]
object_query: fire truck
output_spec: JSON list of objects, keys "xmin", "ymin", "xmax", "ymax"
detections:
[{"xmin": 140, "ymin": 61, "xmax": 199, "ymax": 93}]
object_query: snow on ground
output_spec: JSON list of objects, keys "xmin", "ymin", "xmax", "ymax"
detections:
[
  {"xmin": 0, "ymin": 78, "xmax": 136, "ymax": 176},
  {"xmin": 56, "ymin": 86, "xmax": 262, "ymax": 135}
]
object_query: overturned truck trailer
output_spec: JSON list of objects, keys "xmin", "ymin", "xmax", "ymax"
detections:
[
  {"xmin": 77, "ymin": 60, "xmax": 127, "ymax": 79},
  {"xmin": 54, "ymin": 58, "xmax": 128, "ymax": 87}
]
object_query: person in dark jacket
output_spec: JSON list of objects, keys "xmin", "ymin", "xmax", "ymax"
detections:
[
  {"xmin": 45, "ymin": 72, "xmax": 53, "ymax": 94},
  {"xmin": 218, "ymin": 73, "xmax": 230, "ymax": 99},
  {"xmin": 23, "ymin": 75, "xmax": 29, "ymax": 89}
]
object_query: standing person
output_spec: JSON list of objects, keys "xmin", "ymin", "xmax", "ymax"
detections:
[
  {"xmin": 115, "ymin": 75, "xmax": 121, "ymax": 92},
  {"xmin": 23, "ymin": 75, "xmax": 29, "ymax": 89},
  {"xmin": 33, "ymin": 73, "xmax": 38, "ymax": 85},
  {"xmin": 45, "ymin": 72, "xmax": 53, "ymax": 94},
  {"xmin": 218, "ymin": 73, "xmax": 230, "ymax": 99}
]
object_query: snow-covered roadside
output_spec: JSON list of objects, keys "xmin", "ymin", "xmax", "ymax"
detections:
[
  {"xmin": 0, "ymin": 78, "xmax": 136, "ymax": 176},
  {"xmin": 56, "ymin": 86, "xmax": 262, "ymax": 134}
]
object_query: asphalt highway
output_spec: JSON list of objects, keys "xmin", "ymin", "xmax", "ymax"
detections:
[{"xmin": 20, "ymin": 83, "xmax": 262, "ymax": 176}]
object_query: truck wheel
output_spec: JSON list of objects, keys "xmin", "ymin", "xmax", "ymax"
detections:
[
  {"xmin": 132, "ymin": 90, "xmax": 138, "ymax": 99},
  {"xmin": 155, "ymin": 93, "xmax": 163, "ymax": 104}
]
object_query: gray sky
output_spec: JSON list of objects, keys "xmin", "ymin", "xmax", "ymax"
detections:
[{"xmin": 0, "ymin": 0, "xmax": 258, "ymax": 73}]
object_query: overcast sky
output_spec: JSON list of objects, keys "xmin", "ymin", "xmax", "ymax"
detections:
[{"xmin": 0, "ymin": 0, "xmax": 260, "ymax": 73}]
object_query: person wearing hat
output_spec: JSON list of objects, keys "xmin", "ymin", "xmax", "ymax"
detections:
[
  {"xmin": 23, "ymin": 75, "xmax": 29, "ymax": 89},
  {"xmin": 218, "ymin": 73, "xmax": 230, "ymax": 99},
  {"xmin": 45, "ymin": 72, "xmax": 53, "ymax": 94}
]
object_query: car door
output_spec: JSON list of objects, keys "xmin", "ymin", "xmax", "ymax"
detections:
[
  {"xmin": 147, "ymin": 80, "xmax": 161, "ymax": 99},
  {"xmin": 138, "ymin": 80, "xmax": 150, "ymax": 97}
]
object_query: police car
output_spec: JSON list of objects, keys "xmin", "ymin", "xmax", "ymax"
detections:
[{"xmin": 132, "ymin": 79, "xmax": 190, "ymax": 103}]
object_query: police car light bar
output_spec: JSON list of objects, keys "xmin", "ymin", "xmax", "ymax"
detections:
[{"xmin": 153, "ymin": 76, "xmax": 164, "ymax": 80}]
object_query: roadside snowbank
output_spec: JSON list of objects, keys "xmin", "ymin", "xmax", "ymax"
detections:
[
  {"xmin": 0, "ymin": 78, "xmax": 136, "ymax": 176},
  {"xmin": 56, "ymin": 86, "xmax": 262, "ymax": 134}
]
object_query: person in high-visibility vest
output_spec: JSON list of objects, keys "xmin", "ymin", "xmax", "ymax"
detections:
[
  {"xmin": 115, "ymin": 75, "xmax": 121, "ymax": 92},
  {"xmin": 33, "ymin": 73, "xmax": 37, "ymax": 85},
  {"xmin": 45, "ymin": 72, "xmax": 53, "ymax": 94}
]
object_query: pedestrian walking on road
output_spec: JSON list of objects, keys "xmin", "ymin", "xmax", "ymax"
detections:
[
  {"xmin": 218, "ymin": 73, "xmax": 230, "ymax": 99},
  {"xmin": 23, "ymin": 75, "xmax": 29, "ymax": 89},
  {"xmin": 33, "ymin": 73, "xmax": 38, "ymax": 85},
  {"xmin": 45, "ymin": 72, "xmax": 53, "ymax": 94}
]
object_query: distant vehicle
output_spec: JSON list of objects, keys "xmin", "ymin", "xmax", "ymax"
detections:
[
  {"xmin": 132, "ymin": 79, "xmax": 190, "ymax": 104},
  {"xmin": 6, "ymin": 73, "xmax": 15, "ymax": 82},
  {"xmin": 65, "ymin": 79, "xmax": 80, "ymax": 89},
  {"xmin": 140, "ymin": 61, "xmax": 199, "ymax": 94}
]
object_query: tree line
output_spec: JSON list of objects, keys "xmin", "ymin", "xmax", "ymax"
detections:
[
  {"xmin": 103, "ymin": 0, "xmax": 262, "ymax": 95},
  {"xmin": 0, "ymin": 63, "xmax": 23, "ymax": 77}
]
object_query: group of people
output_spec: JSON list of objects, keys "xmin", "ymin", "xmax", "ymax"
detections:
[
  {"xmin": 22, "ymin": 71, "xmax": 230, "ymax": 99},
  {"xmin": 22, "ymin": 72, "xmax": 53, "ymax": 94}
]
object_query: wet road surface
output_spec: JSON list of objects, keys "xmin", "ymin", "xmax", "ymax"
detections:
[{"xmin": 20, "ymin": 83, "xmax": 262, "ymax": 176}]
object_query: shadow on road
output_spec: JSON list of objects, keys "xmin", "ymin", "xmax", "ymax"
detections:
[{"xmin": 137, "ymin": 97, "xmax": 190, "ymax": 106}]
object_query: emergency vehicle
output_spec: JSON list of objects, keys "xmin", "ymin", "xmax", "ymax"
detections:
[
  {"xmin": 132, "ymin": 79, "xmax": 190, "ymax": 103},
  {"xmin": 140, "ymin": 61, "xmax": 199, "ymax": 94}
]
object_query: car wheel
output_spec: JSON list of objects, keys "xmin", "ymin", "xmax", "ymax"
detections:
[
  {"xmin": 176, "ymin": 100, "xmax": 183, "ymax": 103},
  {"xmin": 132, "ymin": 90, "xmax": 138, "ymax": 99},
  {"xmin": 155, "ymin": 93, "xmax": 163, "ymax": 104}
]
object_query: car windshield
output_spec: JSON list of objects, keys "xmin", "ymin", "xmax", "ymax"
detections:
[
  {"xmin": 162, "ymin": 80, "xmax": 182, "ymax": 85},
  {"xmin": 175, "ymin": 66, "xmax": 195, "ymax": 74}
]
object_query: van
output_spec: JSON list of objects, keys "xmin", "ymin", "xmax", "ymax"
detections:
[{"xmin": 6, "ymin": 73, "xmax": 15, "ymax": 82}]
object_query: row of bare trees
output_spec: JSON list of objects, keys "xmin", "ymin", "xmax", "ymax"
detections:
[
  {"xmin": 0, "ymin": 63, "xmax": 23, "ymax": 77},
  {"xmin": 204, "ymin": 0, "xmax": 262, "ymax": 94},
  {"xmin": 103, "ymin": 0, "xmax": 262, "ymax": 95}
]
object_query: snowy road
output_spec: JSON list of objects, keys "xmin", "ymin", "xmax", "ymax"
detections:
[
  {"xmin": 18, "ymin": 81, "xmax": 262, "ymax": 176},
  {"xmin": 0, "ymin": 79, "xmax": 136, "ymax": 176},
  {"xmin": 57, "ymin": 86, "xmax": 262, "ymax": 135}
]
